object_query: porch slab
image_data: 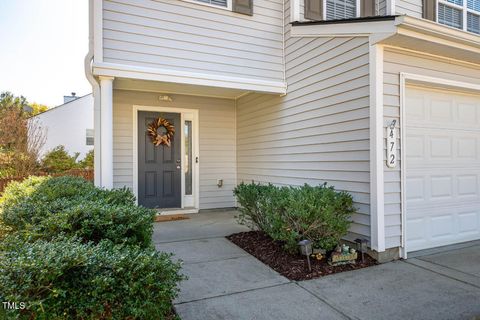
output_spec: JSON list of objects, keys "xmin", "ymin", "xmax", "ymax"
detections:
[
  {"xmin": 175, "ymin": 255, "xmax": 289, "ymax": 304},
  {"xmin": 298, "ymin": 261, "xmax": 480, "ymax": 320},
  {"xmin": 175, "ymin": 283, "xmax": 347, "ymax": 320},
  {"xmin": 153, "ymin": 210, "xmax": 248, "ymax": 243},
  {"xmin": 155, "ymin": 237, "xmax": 248, "ymax": 264}
]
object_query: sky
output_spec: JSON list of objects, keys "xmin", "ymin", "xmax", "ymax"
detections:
[{"xmin": 0, "ymin": 0, "xmax": 90, "ymax": 108}]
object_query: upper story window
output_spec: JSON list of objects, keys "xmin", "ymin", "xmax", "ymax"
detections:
[
  {"xmin": 326, "ymin": 0, "xmax": 357, "ymax": 19},
  {"xmin": 438, "ymin": 0, "xmax": 480, "ymax": 34},
  {"xmin": 304, "ymin": 0, "xmax": 364, "ymax": 21},
  {"xmin": 186, "ymin": 0, "xmax": 253, "ymax": 15},
  {"xmin": 195, "ymin": 0, "xmax": 228, "ymax": 7}
]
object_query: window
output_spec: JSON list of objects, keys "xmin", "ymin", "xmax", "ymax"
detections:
[
  {"xmin": 86, "ymin": 129, "xmax": 94, "ymax": 146},
  {"xmin": 184, "ymin": 121, "xmax": 193, "ymax": 196},
  {"xmin": 326, "ymin": 0, "xmax": 358, "ymax": 20},
  {"xmin": 194, "ymin": 0, "xmax": 228, "ymax": 8},
  {"xmin": 438, "ymin": 0, "xmax": 480, "ymax": 34}
]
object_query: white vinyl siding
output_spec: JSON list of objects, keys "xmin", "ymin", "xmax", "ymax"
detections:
[
  {"xmin": 383, "ymin": 47, "xmax": 480, "ymax": 249},
  {"xmin": 235, "ymin": 0, "xmax": 371, "ymax": 243},
  {"xmin": 102, "ymin": 0, "xmax": 284, "ymax": 84},
  {"xmin": 395, "ymin": 0, "xmax": 423, "ymax": 17},
  {"xmin": 326, "ymin": 0, "xmax": 357, "ymax": 19},
  {"xmin": 112, "ymin": 90, "xmax": 236, "ymax": 209}
]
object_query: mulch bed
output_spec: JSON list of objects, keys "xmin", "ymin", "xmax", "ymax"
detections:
[{"xmin": 226, "ymin": 231, "xmax": 378, "ymax": 281}]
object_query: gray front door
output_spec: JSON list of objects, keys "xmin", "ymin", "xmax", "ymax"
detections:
[{"xmin": 138, "ymin": 111, "xmax": 181, "ymax": 208}]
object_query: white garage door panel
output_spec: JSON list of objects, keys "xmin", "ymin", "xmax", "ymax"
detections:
[{"xmin": 405, "ymin": 86, "xmax": 480, "ymax": 252}]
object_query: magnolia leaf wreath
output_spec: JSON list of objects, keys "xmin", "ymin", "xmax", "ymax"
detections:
[{"xmin": 147, "ymin": 117, "xmax": 175, "ymax": 147}]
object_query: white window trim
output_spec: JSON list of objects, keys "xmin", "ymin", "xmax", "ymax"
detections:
[
  {"xmin": 437, "ymin": 0, "xmax": 480, "ymax": 33},
  {"xmin": 181, "ymin": 0, "xmax": 233, "ymax": 11},
  {"xmin": 323, "ymin": 0, "xmax": 362, "ymax": 20}
]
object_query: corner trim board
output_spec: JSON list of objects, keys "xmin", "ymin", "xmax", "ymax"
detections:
[
  {"xmin": 93, "ymin": 0, "xmax": 103, "ymax": 63},
  {"xmin": 369, "ymin": 43, "xmax": 385, "ymax": 252}
]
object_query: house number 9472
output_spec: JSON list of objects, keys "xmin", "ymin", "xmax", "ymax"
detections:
[{"xmin": 386, "ymin": 121, "xmax": 397, "ymax": 168}]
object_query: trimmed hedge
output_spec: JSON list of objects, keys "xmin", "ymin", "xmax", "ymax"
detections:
[
  {"xmin": 0, "ymin": 236, "xmax": 182, "ymax": 320},
  {"xmin": 234, "ymin": 182, "xmax": 355, "ymax": 252},
  {"xmin": 0, "ymin": 176, "xmax": 154, "ymax": 247},
  {"xmin": 0, "ymin": 176, "xmax": 184, "ymax": 320}
]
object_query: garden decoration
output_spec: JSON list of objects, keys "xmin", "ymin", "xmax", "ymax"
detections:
[
  {"xmin": 328, "ymin": 244, "xmax": 358, "ymax": 266},
  {"xmin": 311, "ymin": 248, "xmax": 326, "ymax": 261},
  {"xmin": 147, "ymin": 117, "xmax": 175, "ymax": 147},
  {"xmin": 298, "ymin": 239, "xmax": 313, "ymax": 272},
  {"xmin": 355, "ymin": 238, "xmax": 368, "ymax": 263}
]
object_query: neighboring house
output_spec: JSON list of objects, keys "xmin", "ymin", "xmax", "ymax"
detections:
[
  {"xmin": 31, "ymin": 94, "xmax": 94, "ymax": 160},
  {"xmin": 85, "ymin": 0, "xmax": 480, "ymax": 261}
]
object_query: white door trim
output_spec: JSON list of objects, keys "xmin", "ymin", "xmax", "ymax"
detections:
[
  {"xmin": 132, "ymin": 105, "xmax": 200, "ymax": 213},
  {"xmin": 399, "ymin": 72, "xmax": 480, "ymax": 258}
]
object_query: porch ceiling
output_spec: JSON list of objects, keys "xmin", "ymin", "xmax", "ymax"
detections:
[{"xmin": 113, "ymin": 78, "xmax": 247, "ymax": 99}]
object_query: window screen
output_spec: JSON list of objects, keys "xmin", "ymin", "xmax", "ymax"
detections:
[
  {"xmin": 467, "ymin": 0, "xmax": 480, "ymax": 11},
  {"xmin": 86, "ymin": 129, "xmax": 94, "ymax": 146},
  {"xmin": 326, "ymin": 0, "xmax": 356, "ymax": 20},
  {"xmin": 196, "ymin": 0, "xmax": 227, "ymax": 7},
  {"xmin": 467, "ymin": 12, "xmax": 480, "ymax": 33},
  {"xmin": 438, "ymin": 3, "xmax": 463, "ymax": 29}
]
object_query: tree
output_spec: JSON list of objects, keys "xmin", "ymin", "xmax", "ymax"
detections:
[
  {"xmin": 29, "ymin": 102, "xmax": 49, "ymax": 115},
  {"xmin": 79, "ymin": 149, "xmax": 94, "ymax": 169},
  {"xmin": 41, "ymin": 145, "xmax": 79, "ymax": 173},
  {"xmin": 0, "ymin": 92, "xmax": 46, "ymax": 177},
  {"xmin": 0, "ymin": 92, "xmax": 29, "ymax": 114}
]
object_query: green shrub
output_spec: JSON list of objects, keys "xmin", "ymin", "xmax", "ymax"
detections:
[
  {"xmin": 0, "ymin": 176, "xmax": 155, "ymax": 248},
  {"xmin": 41, "ymin": 145, "xmax": 79, "ymax": 173},
  {"xmin": 234, "ymin": 182, "xmax": 355, "ymax": 252},
  {"xmin": 0, "ymin": 236, "xmax": 183, "ymax": 320},
  {"xmin": 79, "ymin": 149, "xmax": 94, "ymax": 169}
]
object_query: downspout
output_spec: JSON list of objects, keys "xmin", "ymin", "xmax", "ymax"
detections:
[{"xmin": 84, "ymin": 0, "xmax": 102, "ymax": 186}]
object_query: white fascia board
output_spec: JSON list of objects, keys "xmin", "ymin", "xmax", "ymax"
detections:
[
  {"xmin": 291, "ymin": 20, "xmax": 397, "ymax": 37},
  {"xmin": 93, "ymin": 62, "xmax": 286, "ymax": 95},
  {"xmin": 396, "ymin": 16, "xmax": 480, "ymax": 49}
]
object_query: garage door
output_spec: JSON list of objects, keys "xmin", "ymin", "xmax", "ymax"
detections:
[{"xmin": 405, "ymin": 85, "xmax": 480, "ymax": 252}]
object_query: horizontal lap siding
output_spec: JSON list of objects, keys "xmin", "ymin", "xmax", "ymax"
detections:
[
  {"xmin": 395, "ymin": 0, "xmax": 422, "ymax": 17},
  {"xmin": 383, "ymin": 48, "xmax": 480, "ymax": 248},
  {"xmin": 102, "ymin": 0, "xmax": 284, "ymax": 83},
  {"xmin": 238, "ymin": 2, "xmax": 371, "ymax": 241},
  {"xmin": 113, "ymin": 89, "xmax": 236, "ymax": 209}
]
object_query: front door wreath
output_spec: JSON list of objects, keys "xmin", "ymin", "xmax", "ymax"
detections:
[{"xmin": 147, "ymin": 117, "xmax": 175, "ymax": 147}]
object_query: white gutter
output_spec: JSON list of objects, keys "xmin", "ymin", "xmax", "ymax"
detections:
[{"xmin": 84, "ymin": 0, "xmax": 102, "ymax": 186}]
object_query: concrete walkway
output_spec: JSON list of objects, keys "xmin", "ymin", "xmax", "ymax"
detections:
[{"xmin": 154, "ymin": 211, "xmax": 480, "ymax": 320}]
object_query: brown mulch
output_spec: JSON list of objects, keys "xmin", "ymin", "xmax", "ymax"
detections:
[
  {"xmin": 154, "ymin": 214, "xmax": 190, "ymax": 222},
  {"xmin": 226, "ymin": 231, "xmax": 378, "ymax": 281}
]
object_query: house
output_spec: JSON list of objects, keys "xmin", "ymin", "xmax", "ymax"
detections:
[
  {"xmin": 84, "ymin": 0, "xmax": 480, "ymax": 261},
  {"xmin": 31, "ymin": 93, "xmax": 94, "ymax": 160}
]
